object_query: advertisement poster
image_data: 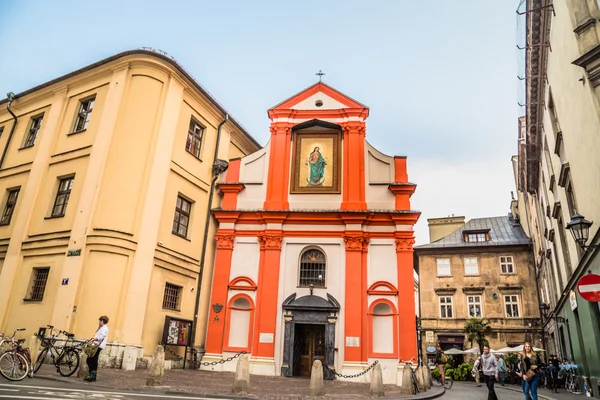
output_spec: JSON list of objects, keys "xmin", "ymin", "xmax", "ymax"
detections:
[{"xmin": 163, "ymin": 317, "xmax": 192, "ymax": 347}]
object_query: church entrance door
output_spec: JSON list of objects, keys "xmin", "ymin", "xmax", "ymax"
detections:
[{"xmin": 294, "ymin": 324, "xmax": 326, "ymax": 377}]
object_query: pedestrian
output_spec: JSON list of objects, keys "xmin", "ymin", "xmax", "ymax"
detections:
[
  {"xmin": 521, "ymin": 342, "xmax": 540, "ymax": 400},
  {"xmin": 435, "ymin": 344, "xmax": 448, "ymax": 386},
  {"xmin": 481, "ymin": 345, "xmax": 499, "ymax": 400},
  {"xmin": 548, "ymin": 354, "xmax": 559, "ymax": 393},
  {"xmin": 84, "ymin": 315, "xmax": 109, "ymax": 382},
  {"xmin": 473, "ymin": 355, "xmax": 482, "ymax": 387},
  {"xmin": 514, "ymin": 352, "xmax": 528, "ymax": 397},
  {"xmin": 497, "ymin": 354, "xmax": 507, "ymax": 386}
]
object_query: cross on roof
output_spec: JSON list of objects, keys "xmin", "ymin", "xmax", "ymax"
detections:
[{"xmin": 316, "ymin": 70, "xmax": 325, "ymax": 82}]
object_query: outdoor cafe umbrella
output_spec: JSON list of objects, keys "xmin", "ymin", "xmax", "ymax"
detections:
[
  {"xmin": 494, "ymin": 347, "xmax": 516, "ymax": 353},
  {"xmin": 463, "ymin": 347, "xmax": 481, "ymax": 354},
  {"xmin": 443, "ymin": 348, "xmax": 465, "ymax": 355},
  {"xmin": 507, "ymin": 344, "xmax": 545, "ymax": 352}
]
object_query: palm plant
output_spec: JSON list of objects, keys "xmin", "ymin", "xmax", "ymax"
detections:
[{"xmin": 464, "ymin": 317, "xmax": 492, "ymax": 353}]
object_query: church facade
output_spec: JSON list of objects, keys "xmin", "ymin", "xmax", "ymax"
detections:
[{"xmin": 202, "ymin": 82, "xmax": 420, "ymax": 384}]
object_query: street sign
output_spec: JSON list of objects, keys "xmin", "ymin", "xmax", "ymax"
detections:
[{"xmin": 577, "ymin": 274, "xmax": 600, "ymax": 302}]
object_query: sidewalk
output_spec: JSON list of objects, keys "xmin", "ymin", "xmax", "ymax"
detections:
[
  {"xmin": 35, "ymin": 365, "xmax": 445, "ymax": 399},
  {"xmin": 488, "ymin": 382, "xmax": 591, "ymax": 400}
]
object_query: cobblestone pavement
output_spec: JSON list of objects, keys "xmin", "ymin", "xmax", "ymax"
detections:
[
  {"xmin": 35, "ymin": 365, "xmax": 445, "ymax": 399},
  {"xmin": 445, "ymin": 381, "xmax": 588, "ymax": 400}
]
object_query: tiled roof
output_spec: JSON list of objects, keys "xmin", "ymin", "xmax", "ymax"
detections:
[{"xmin": 415, "ymin": 215, "xmax": 530, "ymax": 250}]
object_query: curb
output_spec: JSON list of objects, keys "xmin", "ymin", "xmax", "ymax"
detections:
[
  {"xmin": 495, "ymin": 384, "xmax": 562, "ymax": 400},
  {"xmin": 34, "ymin": 374, "xmax": 447, "ymax": 400}
]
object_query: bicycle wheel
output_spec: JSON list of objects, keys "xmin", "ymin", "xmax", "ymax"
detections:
[
  {"xmin": 58, "ymin": 349, "xmax": 80, "ymax": 377},
  {"xmin": 33, "ymin": 347, "xmax": 48, "ymax": 373},
  {"xmin": 444, "ymin": 377, "xmax": 453, "ymax": 389},
  {"xmin": 0, "ymin": 351, "xmax": 29, "ymax": 381}
]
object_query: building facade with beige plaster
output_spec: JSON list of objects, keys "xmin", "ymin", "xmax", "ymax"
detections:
[
  {"xmin": 0, "ymin": 50, "xmax": 260, "ymax": 363},
  {"xmin": 415, "ymin": 214, "xmax": 542, "ymax": 365},
  {"xmin": 516, "ymin": 0, "xmax": 600, "ymax": 394}
]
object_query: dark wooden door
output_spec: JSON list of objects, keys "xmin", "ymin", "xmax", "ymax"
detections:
[{"xmin": 296, "ymin": 324, "xmax": 326, "ymax": 377}]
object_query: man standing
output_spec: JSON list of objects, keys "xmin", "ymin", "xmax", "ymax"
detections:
[
  {"xmin": 85, "ymin": 315, "xmax": 109, "ymax": 383},
  {"xmin": 481, "ymin": 345, "xmax": 499, "ymax": 400},
  {"xmin": 497, "ymin": 354, "xmax": 507, "ymax": 386}
]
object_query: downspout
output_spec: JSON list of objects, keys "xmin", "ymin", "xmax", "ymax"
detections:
[
  {"xmin": 0, "ymin": 92, "xmax": 18, "ymax": 169},
  {"xmin": 190, "ymin": 114, "xmax": 229, "ymax": 362}
]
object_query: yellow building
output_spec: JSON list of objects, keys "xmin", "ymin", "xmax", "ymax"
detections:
[
  {"xmin": 0, "ymin": 49, "xmax": 260, "ymax": 367},
  {"xmin": 415, "ymin": 213, "xmax": 542, "ymax": 365}
]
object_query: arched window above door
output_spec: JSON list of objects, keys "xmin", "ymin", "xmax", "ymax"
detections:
[{"xmin": 299, "ymin": 248, "xmax": 326, "ymax": 287}]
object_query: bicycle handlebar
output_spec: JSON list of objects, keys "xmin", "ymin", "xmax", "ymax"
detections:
[{"xmin": 400, "ymin": 357, "xmax": 416, "ymax": 364}]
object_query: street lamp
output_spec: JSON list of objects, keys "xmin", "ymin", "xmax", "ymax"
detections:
[
  {"xmin": 566, "ymin": 213, "xmax": 599, "ymax": 249},
  {"xmin": 539, "ymin": 302, "xmax": 565, "ymax": 323}
]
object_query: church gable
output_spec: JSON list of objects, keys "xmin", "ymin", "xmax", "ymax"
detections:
[{"xmin": 268, "ymin": 82, "xmax": 369, "ymax": 119}]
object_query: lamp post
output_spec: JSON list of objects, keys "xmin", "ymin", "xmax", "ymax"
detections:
[
  {"xmin": 566, "ymin": 213, "xmax": 600, "ymax": 249},
  {"xmin": 539, "ymin": 303, "xmax": 565, "ymax": 324}
]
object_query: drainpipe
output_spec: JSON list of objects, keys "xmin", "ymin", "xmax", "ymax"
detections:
[
  {"xmin": 190, "ymin": 114, "xmax": 230, "ymax": 363},
  {"xmin": 0, "ymin": 92, "xmax": 18, "ymax": 169}
]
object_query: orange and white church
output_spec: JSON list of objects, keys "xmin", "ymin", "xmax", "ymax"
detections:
[{"xmin": 202, "ymin": 82, "xmax": 420, "ymax": 385}]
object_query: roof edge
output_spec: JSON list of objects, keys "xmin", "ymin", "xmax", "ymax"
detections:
[{"xmin": 0, "ymin": 49, "xmax": 261, "ymax": 149}]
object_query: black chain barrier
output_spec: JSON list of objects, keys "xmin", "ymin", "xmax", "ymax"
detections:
[
  {"xmin": 325, "ymin": 359, "xmax": 379, "ymax": 379},
  {"xmin": 162, "ymin": 345, "xmax": 246, "ymax": 367}
]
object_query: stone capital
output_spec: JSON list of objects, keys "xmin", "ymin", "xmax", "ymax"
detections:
[
  {"xmin": 342, "ymin": 122, "xmax": 366, "ymax": 136},
  {"xmin": 269, "ymin": 124, "xmax": 292, "ymax": 136},
  {"xmin": 395, "ymin": 237, "xmax": 415, "ymax": 252},
  {"xmin": 344, "ymin": 235, "xmax": 367, "ymax": 251},
  {"xmin": 259, "ymin": 234, "xmax": 283, "ymax": 250},
  {"xmin": 215, "ymin": 234, "xmax": 235, "ymax": 250}
]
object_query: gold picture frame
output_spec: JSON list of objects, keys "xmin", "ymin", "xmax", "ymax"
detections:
[{"xmin": 291, "ymin": 130, "xmax": 341, "ymax": 194}]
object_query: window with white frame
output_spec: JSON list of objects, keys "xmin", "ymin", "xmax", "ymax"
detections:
[
  {"xmin": 464, "ymin": 257, "xmax": 479, "ymax": 275},
  {"xmin": 500, "ymin": 256, "xmax": 515, "ymax": 274},
  {"xmin": 436, "ymin": 258, "xmax": 451, "ymax": 276},
  {"xmin": 439, "ymin": 296, "xmax": 453, "ymax": 318},
  {"xmin": 504, "ymin": 295, "xmax": 520, "ymax": 318},
  {"xmin": 467, "ymin": 295, "xmax": 482, "ymax": 317}
]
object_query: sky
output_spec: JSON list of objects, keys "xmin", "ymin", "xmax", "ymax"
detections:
[{"xmin": 0, "ymin": 1, "xmax": 523, "ymax": 245}]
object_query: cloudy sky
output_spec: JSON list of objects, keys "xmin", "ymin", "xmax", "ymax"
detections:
[{"xmin": 0, "ymin": 0, "xmax": 523, "ymax": 244}]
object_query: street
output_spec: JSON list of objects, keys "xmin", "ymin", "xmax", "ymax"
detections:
[{"xmin": 0, "ymin": 379, "xmax": 237, "ymax": 400}]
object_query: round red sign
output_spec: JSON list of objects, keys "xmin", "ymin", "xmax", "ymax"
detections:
[{"xmin": 577, "ymin": 274, "xmax": 600, "ymax": 302}]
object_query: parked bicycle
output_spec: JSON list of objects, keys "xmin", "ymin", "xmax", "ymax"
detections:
[
  {"xmin": 33, "ymin": 325, "xmax": 80, "ymax": 377},
  {"xmin": 0, "ymin": 328, "xmax": 32, "ymax": 381},
  {"xmin": 400, "ymin": 357, "xmax": 420, "ymax": 394}
]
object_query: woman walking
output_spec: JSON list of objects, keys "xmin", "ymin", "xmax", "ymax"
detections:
[
  {"xmin": 521, "ymin": 342, "xmax": 540, "ymax": 400},
  {"xmin": 85, "ymin": 315, "xmax": 109, "ymax": 382},
  {"xmin": 435, "ymin": 344, "xmax": 448, "ymax": 386},
  {"xmin": 481, "ymin": 345, "xmax": 499, "ymax": 400}
]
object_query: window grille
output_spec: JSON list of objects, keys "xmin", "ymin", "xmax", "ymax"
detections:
[
  {"xmin": 30, "ymin": 268, "xmax": 50, "ymax": 301},
  {"xmin": 162, "ymin": 283, "xmax": 181, "ymax": 310},
  {"xmin": 299, "ymin": 249, "xmax": 326, "ymax": 287}
]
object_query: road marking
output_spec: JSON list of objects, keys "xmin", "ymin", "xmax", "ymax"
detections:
[
  {"xmin": 0, "ymin": 388, "xmax": 19, "ymax": 391},
  {"xmin": 0, "ymin": 397, "xmax": 57, "ymax": 399},
  {"xmin": 0, "ymin": 383, "xmax": 231, "ymax": 399}
]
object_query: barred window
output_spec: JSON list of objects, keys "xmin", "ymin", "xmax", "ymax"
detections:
[
  {"xmin": 185, "ymin": 118, "xmax": 204, "ymax": 159},
  {"xmin": 28, "ymin": 267, "xmax": 50, "ymax": 301},
  {"xmin": 299, "ymin": 248, "xmax": 326, "ymax": 287},
  {"xmin": 24, "ymin": 115, "xmax": 43, "ymax": 148},
  {"xmin": 51, "ymin": 177, "xmax": 74, "ymax": 217},
  {"xmin": 0, "ymin": 188, "xmax": 20, "ymax": 225},
  {"xmin": 162, "ymin": 283, "xmax": 182, "ymax": 311},
  {"xmin": 73, "ymin": 97, "xmax": 95, "ymax": 132},
  {"xmin": 172, "ymin": 196, "xmax": 191, "ymax": 238}
]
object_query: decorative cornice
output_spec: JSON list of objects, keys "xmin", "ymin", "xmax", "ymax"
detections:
[
  {"xmin": 342, "ymin": 122, "xmax": 366, "ymax": 136},
  {"xmin": 557, "ymin": 162, "xmax": 570, "ymax": 188},
  {"xmin": 573, "ymin": 17, "xmax": 597, "ymax": 36},
  {"xmin": 553, "ymin": 132, "xmax": 563, "ymax": 156},
  {"xmin": 551, "ymin": 202, "xmax": 562, "ymax": 219},
  {"xmin": 259, "ymin": 234, "xmax": 283, "ymax": 250},
  {"xmin": 498, "ymin": 285, "xmax": 523, "ymax": 292},
  {"xmin": 388, "ymin": 183, "xmax": 417, "ymax": 196},
  {"xmin": 215, "ymin": 234, "xmax": 235, "ymax": 250},
  {"xmin": 573, "ymin": 44, "xmax": 600, "ymax": 87},
  {"xmin": 434, "ymin": 288, "xmax": 457, "ymax": 295},
  {"xmin": 462, "ymin": 287, "xmax": 485, "ymax": 294}
]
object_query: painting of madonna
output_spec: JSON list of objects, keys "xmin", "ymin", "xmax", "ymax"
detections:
[{"xmin": 307, "ymin": 146, "xmax": 326, "ymax": 186}]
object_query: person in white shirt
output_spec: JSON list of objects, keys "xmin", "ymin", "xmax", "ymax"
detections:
[{"xmin": 85, "ymin": 315, "xmax": 109, "ymax": 382}]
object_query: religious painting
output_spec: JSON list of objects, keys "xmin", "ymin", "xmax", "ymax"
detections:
[{"xmin": 291, "ymin": 130, "xmax": 341, "ymax": 193}]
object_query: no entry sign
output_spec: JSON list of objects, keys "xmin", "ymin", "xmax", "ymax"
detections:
[{"xmin": 577, "ymin": 274, "xmax": 600, "ymax": 302}]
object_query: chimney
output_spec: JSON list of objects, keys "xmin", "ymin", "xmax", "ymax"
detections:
[{"xmin": 427, "ymin": 216, "xmax": 466, "ymax": 243}]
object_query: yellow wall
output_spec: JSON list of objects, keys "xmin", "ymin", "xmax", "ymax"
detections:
[{"xmin": 0, "ymin": 52, "xmax": 260, "ymax": 355}]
